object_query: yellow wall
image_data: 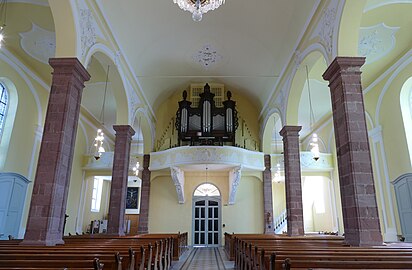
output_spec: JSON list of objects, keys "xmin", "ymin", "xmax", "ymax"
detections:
[{"xmin": 149, "ymin": 172, "xmax": 263, "ymax": 244}]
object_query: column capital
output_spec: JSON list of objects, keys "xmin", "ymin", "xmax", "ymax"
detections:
[
  {"xmin": 323, "ymin": 57, "xmax": 365, "ymax": 81},
  {"xmin": 49, "ymin": 58, "xmax": 91, "ymax": 82},
  {"xmin": 264, "ymin": 154, "xmax": 271, "ymax": 169},
  {"xmin": 279, "ymin": 125, "xmax": 302, "ymax": 137},
  {"xmin": 143, "ymin": 154, "xmax": 150, "ymax": 169},
  {"xmin": 113, "ymin": 125, "xmax": 136, "ymax": 138}
]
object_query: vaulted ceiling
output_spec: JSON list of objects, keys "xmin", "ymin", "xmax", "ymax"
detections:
[
  {"xmin": 4, "ymin": 0, "xmax": 412, "ymax": 139},
  {"xmin": 97, "ymin": 0, "xmax": 319, "ymax": 110}
]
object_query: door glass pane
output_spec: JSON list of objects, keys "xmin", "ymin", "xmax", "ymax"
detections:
[
  {"xmin": 201, "ymin": 220, "xmax": 205, "ymax": 231},
  {"xmin": 200, "ymin": 233, "xmax": 205, "ymax": 244},
  {"xmin": 195, "ymin": 208, "xmax": 199, "ymax": 218},
  {"xmin": 210, "ymin": 201, "xmax": 218, "ymax": 206},
  {"xmin": 214, "ymin": 207, "xmax": 218, "ymax": 217},
  {"xmin": 195, "ymin": 233, "xmax": 199, "ymax": 244},
  {"xmin": 208, "ymin": 232, "xmax": 212, "ymax": 244},
  {"xmin": 201, "ymin": 208, "xmax": 205, "ymax": 218},
  {"xmin": 214, "ymin": 220, "xmax": 218, "ymax": 231},
  {"xmin": 196, "ymin": 200, "xmax": 205, "ymax": 206},
  {"xmin": 208, "ymin": 208, "xmax": 212, "ymax": 218},
  {"xmin": 208, "ymin": 220, "xmax": 212, "ymax": 230},
  {"xmin": 214, "ymin": 233, "xmax": 218, "ymax": 244},
  {"xmin": 195, "ymin": 220, "xmax": 199, "ymax": 231}
]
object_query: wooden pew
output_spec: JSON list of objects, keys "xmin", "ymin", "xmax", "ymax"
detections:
[
  {"xmin": 0, "ymin": 233, "xmax": 187, "ymax": 270},
  {"xmin": 229, "ymin": 233, "xmax": 412, "ymax": 270}
]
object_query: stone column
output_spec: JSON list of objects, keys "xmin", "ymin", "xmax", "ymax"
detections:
[
  {"xmin": 263, "ymin": 155, "xmax": 274, "ymax": 234},
  {"xmin": 280, "ymin": 126, "xmax": 304, "ymax": 236},
  {"xmin": 21, "ymin": 58, "xmax": 90, "ymax": 246},
  {"xmin": 107, "ymin": 125, "xmax": 135, "ymax": 236},
  {"xmin": 137, "ymin": 154, "xmax": 151, "ymax": 234},
  {"xmin": 323, "ymin": 57, "xmax": 382, "ymax": 246}
]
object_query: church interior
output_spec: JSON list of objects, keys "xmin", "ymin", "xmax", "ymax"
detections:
[{"xmin": 0, "ymin": 0, "xmax": 412, "ymax": 269}]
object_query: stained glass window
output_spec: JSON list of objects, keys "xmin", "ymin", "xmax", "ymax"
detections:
[{"xmin": 0, "ymin": 83, "xmax": 8, "ymax": 139}]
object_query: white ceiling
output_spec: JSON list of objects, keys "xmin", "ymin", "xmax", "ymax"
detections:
[{"xmin": 98, "ymin": 0, "xmax": 319, "ymax": 110}]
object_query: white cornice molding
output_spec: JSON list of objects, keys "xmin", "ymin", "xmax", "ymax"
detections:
[
  {"xmin": 0, "ymin": 50, "xmax": 44, "ymax": 127},
  {"xmin": 8, "ymin": 0, "xmax": 48, "ymax": 6},
  {"xmin": 364, "ymin": 0, "xmax": 412, "ymax": 13},
  {"xmin": 1, "ymin": 49, "xmax": 50, "ymax": 91},
  {"xmin": 364, "ymin": 49, "xmax": 412, "ymax": 95},
  {"xmin": 375, "ymin": 51, "xmax": 412, "ymax": 124}
]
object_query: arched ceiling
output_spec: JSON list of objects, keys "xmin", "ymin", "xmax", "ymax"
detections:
[
  {"xmin": 4, "ymin": 2, "xmax": 54, "ymax": 84},
  {"xmin": 5, "ymin": 0, "xmax": 412, "ymax": 142},
  {"xmin": 97, "ymin": 0, "xmax": 319, "ymax": 110}
]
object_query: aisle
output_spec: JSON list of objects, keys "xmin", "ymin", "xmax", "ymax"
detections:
[{"xmin": 173, "ymin": 247, "xmax": 235, "ymax": 270}]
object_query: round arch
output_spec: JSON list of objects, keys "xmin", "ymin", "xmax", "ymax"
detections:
[
  {"xmin": 261, "ymin": 111, "xmax": 283, "ymax": 154},
  {"xmin": 132, "ymin": 108, "xmax": 154, "ymax": 154},
  {"xmin": 89, "ymin": 51, "xmax": 129, "ymax": 125},
  {"xmin": 48, "ymin": 0, "xmax": 79, "ymax": 57},
  {"xmin": 400, "ymin": 77, "xmax": 412, "ymax": 165},
  {"xmin": 337, "ymin": 0, "xmax": 366, "ymax": 56},
  {"xmin": 286, "ymin": 50, "xmax": 328, "ymax": 125}
]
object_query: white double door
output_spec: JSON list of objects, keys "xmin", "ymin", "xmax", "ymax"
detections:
[
  {"xmin": 0, "ymin": 173, "xmax": 30, "ymax": 240},
  {"xmin": 193, "ymin": 197, "xmax": 221, "ymax": 246}
]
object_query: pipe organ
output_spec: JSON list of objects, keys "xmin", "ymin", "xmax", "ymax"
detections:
[{"xmin": 176, "ymin": 83, "xmax": 238, "ymax": 146}]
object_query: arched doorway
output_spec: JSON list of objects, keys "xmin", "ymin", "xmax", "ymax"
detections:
[{"xmin": 192, "ymin": 183, "xmax": 221, "ymax": 247}]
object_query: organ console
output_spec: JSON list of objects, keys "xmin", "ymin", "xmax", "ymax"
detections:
[{"xmin": 175, "ymin": 83, "xmax": 238, "ymax": 146}]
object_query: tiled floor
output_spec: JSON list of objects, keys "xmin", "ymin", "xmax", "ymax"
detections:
[{"xmin": 172, "ymin": 247, "xmax": 235, "ymax": 270}]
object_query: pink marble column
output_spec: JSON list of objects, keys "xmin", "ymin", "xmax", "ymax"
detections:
[
  {"xmin": 263, "ymin": 155, "xmax": 274, "ymax": 234},
  {"xmin": 107, "ymin": 125, "xmax": 135, "ymax": 236},
  {"xmin": 21, "ymin": 58, "xmax": 90, "ymax": 246},
  {"xmin": 137, "ymin": 154, "xmax": 151, "ymax": 234},
  {"xmin": 323, "ymin": 57, "xmax": 382, "ymax": 246},
  {"xmin": 280, "ymin": 126, "xmax": 304, "ymax": 236}
]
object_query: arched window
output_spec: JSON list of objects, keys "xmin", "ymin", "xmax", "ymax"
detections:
[
  {"xmin": 400, "ymin": 77, "xmax": 412, "ymax": 166},
  {"xmin": 0, "ymin": 83, "xmax": 8, "ymax": 139},
  {"xmin": 194, "ymin": 183, "xmax": 220, "ymax": 197}
]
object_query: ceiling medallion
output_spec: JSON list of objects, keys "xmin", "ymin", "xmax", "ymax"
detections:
[
  {"xmin": 192, "ymin": 44, "xmax": 222, "ymax": 68},
  {"xmin": 173, "ymin": 0, "xmax": 225, "ymax": 22}
]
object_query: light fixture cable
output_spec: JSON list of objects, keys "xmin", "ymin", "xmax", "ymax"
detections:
[
  {"xmin": 305, "ymin": 65, "xmax": 320, "ymax": 161},
  {"xmin": 273, "ymin": 116, "xmax": 282, "ymax": 183},
  {"xmin": 93, "ymin": 64, "xmax": 110, "ymax": 160},
  {"xmin": 132, "ymin": 116, "xmax": 141, "ymax": 177}
]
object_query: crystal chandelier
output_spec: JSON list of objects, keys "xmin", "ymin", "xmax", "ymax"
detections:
[
  {"xmin": 132, "ymin": 116, "xmax": 141, "ymax": 177},
  {"xmin": 132, "ymin": 161, "xmax": 140, "ymax": 177},
  {"xmin": 93, "ymin": 129, "xmax": 105, "ymax": 160},
  {"xmin": 305, "ymin": 65, "xmax": 320, "ymax": 161},
  {"xmin": 93, "ymin": 65, "xmax": 110, "ymax": 160},
  {"xmin": 173, "ymin": 0, "xmax": 225, "ymax": 22}
]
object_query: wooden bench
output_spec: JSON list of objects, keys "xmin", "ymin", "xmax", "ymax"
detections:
[
  {"xmin": 0, "ymin": 233, "xmax": 187, "ymax": 270},
  {"xmin": 227, "ymin": 233, "xmax": 412, "ymax": 270}
]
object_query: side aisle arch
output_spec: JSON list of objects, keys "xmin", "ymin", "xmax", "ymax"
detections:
[
  {"xmin": 132, "ymin": 108, "xmax": 154, "ymax": 154},
  {"xmin": 48, "ymin": 0, "xmax": 79, "ymax": 57},
  {"xmin": 336, "ymin": 0, "xmax": 366, "ymax": 56}
]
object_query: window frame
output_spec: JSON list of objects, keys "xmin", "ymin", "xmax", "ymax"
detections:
[{"xmin": 0, "ymin": 82, "xmax": 9, "ymax": 141}]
